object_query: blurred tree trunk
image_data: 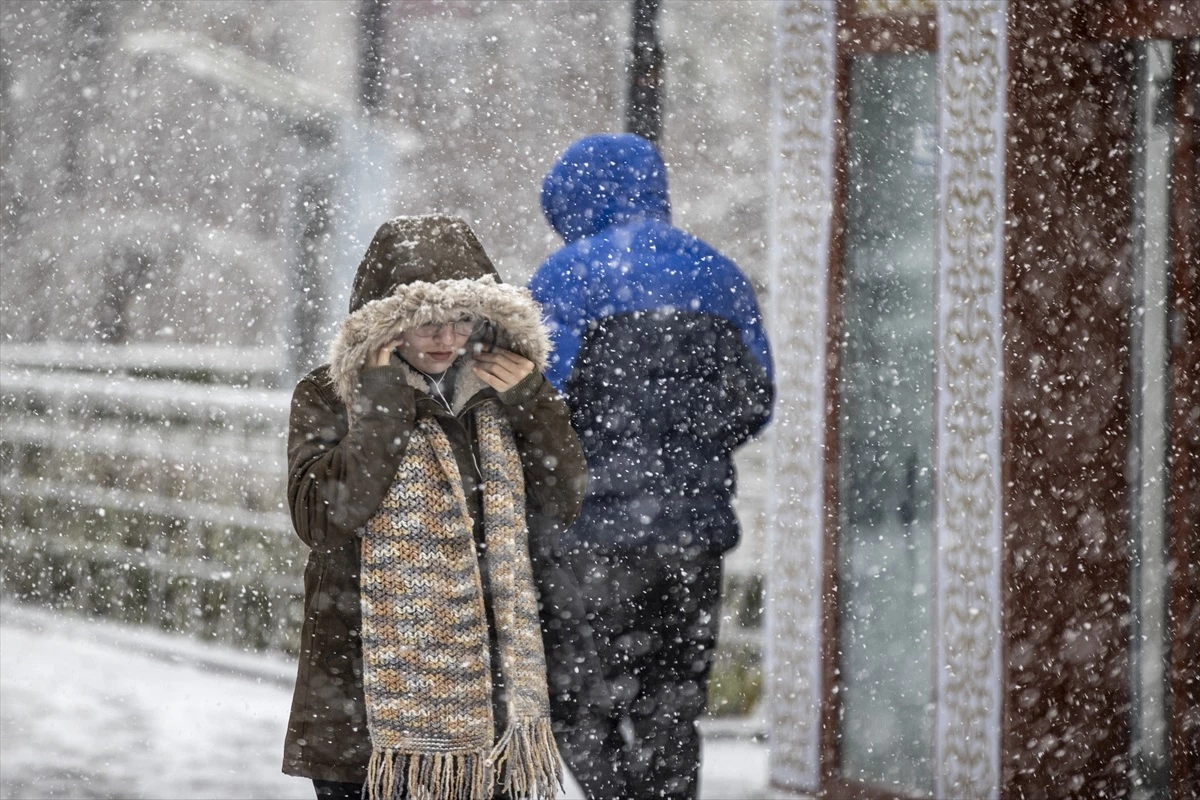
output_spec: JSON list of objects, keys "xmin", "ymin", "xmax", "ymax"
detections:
[
  {"xmin": 627, "ymin": 0, "xmax": 663, "ymax": 143},
  {"xmin": 62, "ymin": 3, "xmax": 109, "ymax": 198},
  {"xmin": 0, "ymin": 37, "xmax": 18, "ymax": 233},
  {"xmin": 95, "ymin": 250, "xmax": 151, "ymax": 344},
  {"xmin": 292, "ymin": 178, "xmax": 332, "ymax": 372}
]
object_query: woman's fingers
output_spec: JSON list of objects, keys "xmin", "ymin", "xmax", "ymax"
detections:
[
  {"xmin": 472, "ymin": 363, "xmax": 514, "ymax": 391},
  {"xmin": 474, "ymin": 360, "xmax": 518, "ymax": 386},
  {"xmin": 371, "ymin": 340, "xmax": 401, "ymax": 367},
  {"xmin": 479, "ymin": 356, "xmax": 521, "ymax": 380},
  {"xmin": 473, "ymin": 348, "xmax": 534, "ymax": 391},
  {"xmin": 475, "ymin": 349, "xmax": 533, "ymax": 374},
  {"xmin": 475, "ymin": 348, "xmax": 521, "ymax": 363}
]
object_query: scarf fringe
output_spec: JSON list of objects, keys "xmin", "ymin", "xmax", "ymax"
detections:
[
  {"xmin": 364, "ymin": 720, "xmax": 560, "ymax": 800},
  {"xmin": 489, "ymin": 717, "xmax": 563, "ymax": 800},
  {"xmin": 366, "ymin": 748, "xmax": 490, "ymax": 800}
]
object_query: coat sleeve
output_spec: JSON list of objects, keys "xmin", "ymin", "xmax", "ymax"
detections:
[
  {"xmin": 286, "ymin": 366, "xmax": 417, "ymax": 553},
  {"xmin": 680, "ymin": 325, "xmax": 774, "ymax": 450},
  {"xmin": 498, "ymin": 370, "xmax": 588, "ymax": 554},
  {"xmin": 529, "ymin": 253, "xmax": 590, "ymax": 392}
]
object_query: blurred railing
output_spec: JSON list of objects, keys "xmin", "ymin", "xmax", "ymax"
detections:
[
  {"xmin": 0, "ymin": 343, "xmax": 301, "ymax": 652},
  {"xmin": 0, "ymin": 342, "xmax": 766, "ymax": 713}
]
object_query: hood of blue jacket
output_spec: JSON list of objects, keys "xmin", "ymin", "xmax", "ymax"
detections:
[{"xmin": 541, "ymin": 133, "xmax": 672, "ymax": 244}]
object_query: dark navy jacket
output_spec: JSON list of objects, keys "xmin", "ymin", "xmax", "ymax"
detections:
[{"xmin": 530, "ymin": 134, "xmax": 774, "ymax": 554}]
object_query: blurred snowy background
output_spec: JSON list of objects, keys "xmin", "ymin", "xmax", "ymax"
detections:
[
  {"xmin": 1, "ymin": 2, "xmax": 775, "ymax": 797},
  {"xmin": 0, "ymin": 0, "xmax": 773, "ymax": 362}
]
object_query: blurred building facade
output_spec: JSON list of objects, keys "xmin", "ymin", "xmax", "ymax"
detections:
[
  {"xmin": 2, "ymin": 2, "xmax": 363, "ymax": 374},
  {"xmin": 763, "ymin": 2, "xmax": 1197, "ymax": 799}
]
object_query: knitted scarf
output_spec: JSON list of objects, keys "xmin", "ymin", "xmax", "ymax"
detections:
[{"xmin": 360, "ymin": 400, "xmax": 561, "ymax": 800}]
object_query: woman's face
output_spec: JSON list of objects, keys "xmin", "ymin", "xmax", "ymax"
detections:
[{"xmin": 394, "ymin": 319, "xmax": 473, "ymax": 373}]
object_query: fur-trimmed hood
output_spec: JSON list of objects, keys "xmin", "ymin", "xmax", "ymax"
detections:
[{"xmin": 329, "ymin": 216, "xmax": 550, "ymax": 415}]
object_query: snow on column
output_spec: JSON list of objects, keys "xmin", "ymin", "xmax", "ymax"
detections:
[
  {"xmin": 933, "ymin": 3, "xmax": 1006, "ymax": 798},
  {"xmin": 764, "ymin": 1, "xmax": 835, "ymax": 793}
]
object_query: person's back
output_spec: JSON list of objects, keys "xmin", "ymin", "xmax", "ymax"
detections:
[
  {"xmin": 531, "ymin": 133, "xmax": 773, "ymax": 555},
  {"xmin": 530, "ymin": 133, "xmax": 774, "ymax": 800}
]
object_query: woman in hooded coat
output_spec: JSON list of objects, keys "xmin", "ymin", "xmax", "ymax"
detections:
[{"xmin": 282, "ymin": 216, "xmax": 588, "ymax": 800}]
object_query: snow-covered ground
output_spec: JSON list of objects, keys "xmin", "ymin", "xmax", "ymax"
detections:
[{"xmin": 0, "ymin": 603, "xmax": 781, "ymax": 800}]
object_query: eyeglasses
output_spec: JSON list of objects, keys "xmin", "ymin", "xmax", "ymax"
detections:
[{"xmin": 410, "ymin": 317, "xmax": 478, "ymax": 339}]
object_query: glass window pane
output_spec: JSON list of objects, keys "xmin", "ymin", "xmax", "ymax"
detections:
[
  {"xmin": 1127, "ymin": 37, "xmax": 1175, "ymax": 800},
  {"xmin": 836, "ymin": 52, "xmax": 937, "ymax": 797}
]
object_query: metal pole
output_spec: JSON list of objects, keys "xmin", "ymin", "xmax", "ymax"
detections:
[
  {"xmin": 359, "ymin": 0, "xmax": 387, "ymax": 115},
  {"xmin": 627, "ymin": 0, "xmax": 664, "ymax": 143}
]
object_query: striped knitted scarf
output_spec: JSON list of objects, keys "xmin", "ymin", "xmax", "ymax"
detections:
[{"xmin": 360, "ymin": 400, "xmax": 561, "ymax": 800}]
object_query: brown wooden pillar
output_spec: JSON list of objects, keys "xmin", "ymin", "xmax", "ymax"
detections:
[
  {"xmin": 1003, "ymin": 2, "xmax": 1137, "ymax": 796},
  {"xmin": 1166, "ymin": 37, "xmax": 1199, "ymax": 800}
]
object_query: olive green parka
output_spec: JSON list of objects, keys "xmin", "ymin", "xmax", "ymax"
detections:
[{"xmin": 281, "ymin": 216, "xmax": 588, "ymax": 784}]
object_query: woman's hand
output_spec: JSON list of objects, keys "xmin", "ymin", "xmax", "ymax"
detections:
[
  {"xmin": 472, "ymin": 349, "xmax": 534, "ymax": 392},
  {"xmin": 371, "ymin": 340, "xmax": 402, "ymax": 367}
]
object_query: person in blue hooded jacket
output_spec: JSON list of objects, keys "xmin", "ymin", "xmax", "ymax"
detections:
[{"xmin": 529, "ymin": 133, "xmax": 774, "ymax": 800}]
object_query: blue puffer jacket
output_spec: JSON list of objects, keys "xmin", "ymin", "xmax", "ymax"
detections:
[{"xmin": 530, "ymin": 134, "xmax": 774, "ymax": 554}]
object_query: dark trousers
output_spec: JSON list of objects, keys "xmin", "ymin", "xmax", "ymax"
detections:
[
  {"xmin": 563, "ymin": 544, "xmax": 723, "ymax": 800},
  {"xmin": 313, "ymin": 780, "xmax": 360, "ymax": 800}
]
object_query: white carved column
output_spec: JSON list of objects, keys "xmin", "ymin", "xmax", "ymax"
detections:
[
  {"xmin": 933, "ymin": 3, "xmax": 1007, "ymax": 798},
  {"xmin": 765, "ymin": 1, "xmax": 836, "ymax": 793}
]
